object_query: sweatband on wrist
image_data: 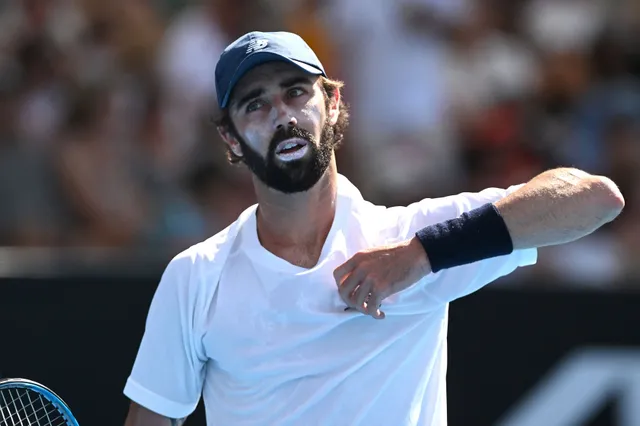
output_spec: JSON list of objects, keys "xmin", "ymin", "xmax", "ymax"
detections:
[{"xmin": 415, "ymin": 203, "xmax": 514, "ymax": 273}]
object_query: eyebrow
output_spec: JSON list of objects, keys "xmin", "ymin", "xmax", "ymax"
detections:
[
  {"xmin": 279, "ymin": 76, "xmax": 313, "ymax": 89},
  {"xmin": 234, "ymin": 87, "xmax": 264, "ymax": 111},
  {"xmin": 233, "ymin": 76, "xmax": 314, "ymax": 111}
]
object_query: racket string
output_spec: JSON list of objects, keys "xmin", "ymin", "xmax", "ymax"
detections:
[{"xmin": 0, "ymin": 388, "xmax": 67, "ymax": 426}]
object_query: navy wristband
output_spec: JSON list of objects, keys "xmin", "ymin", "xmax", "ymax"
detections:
[{"xmin": 415, "ymin": 203, "xmax": 514, "ymax": 273}]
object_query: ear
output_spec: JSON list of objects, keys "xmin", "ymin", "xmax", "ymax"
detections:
[
  {"xmin": 327, "ymin": 87, "xmax": 340, "ymax": 126},
  {"xmin": 218, "ymin": 126, "xmax": 243, "ymax": 158}
]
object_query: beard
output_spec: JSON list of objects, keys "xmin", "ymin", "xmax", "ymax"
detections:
[{"xmin": 233, "ymin": 122, "xmax": 336, "ymax": 194}]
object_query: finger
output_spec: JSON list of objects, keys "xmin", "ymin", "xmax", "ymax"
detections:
[
  {"xmin": 366, "ymin": 293, "xmax": 385, "ymax": 320},
  {"xmin": 338, "ymin": 268, "xmax": 365, "ymax": 306},
  {"xmin": 353, "ymin": 279, "xmax": 373, "ymax": 314},
  {"xmin": 333, "ymin": 252, "xmax": 362, "ymax": 284},
  {"xmin": 348, "ymin": 284, "xmax": 360, "ymax": 301}
]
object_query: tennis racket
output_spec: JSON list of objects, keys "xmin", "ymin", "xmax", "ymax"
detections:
[{"xmin": 0, "ymin": 378, "xmax": 79, "ymax": 426}]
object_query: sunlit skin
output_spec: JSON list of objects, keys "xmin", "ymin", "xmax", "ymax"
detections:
[{"xmin": 218, "ymin": 62, "xmax": 341, "ymax": 269}]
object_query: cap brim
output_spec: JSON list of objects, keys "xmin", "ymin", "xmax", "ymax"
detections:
[{"xmin": 220, "ymin": 52, "xmax": 325, "ymax": 108}]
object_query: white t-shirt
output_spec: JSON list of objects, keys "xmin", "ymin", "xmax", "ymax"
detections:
[{"xmin": 124, "ymin": 174, "xmax": 537, "ymax": 425}]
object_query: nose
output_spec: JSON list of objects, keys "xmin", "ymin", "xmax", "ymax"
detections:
[{"xmin": 273, "ymin": 98, "xmax": 297, "ymax": 130}]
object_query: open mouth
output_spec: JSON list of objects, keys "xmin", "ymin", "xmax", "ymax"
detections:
[
  {"xmin": 275, "ymin": 138, "xmax": 309, "ymax": 161},
  {"xmin": 276, "ymin": 138, "xmax": 308, "ymax": 154}
]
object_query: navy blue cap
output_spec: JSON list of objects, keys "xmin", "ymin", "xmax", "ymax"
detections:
[{"xmin": 215, "ymin": 31, "xmax": 327, "ymax": 109}]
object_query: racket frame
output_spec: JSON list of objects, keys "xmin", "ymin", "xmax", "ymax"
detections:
[{"xmin": 0, "ymin": 378, "xmax": 80, "ymax": 426}]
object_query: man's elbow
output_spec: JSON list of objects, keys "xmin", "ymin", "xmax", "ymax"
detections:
[{"xmin": 588, "ymin": 175, "xmax": 625, "ymax": 222}]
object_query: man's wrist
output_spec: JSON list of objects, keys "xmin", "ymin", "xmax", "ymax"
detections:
[
  {"xmin": 414, "ymin": 203, "xmax": 514, "ymax": 273},
  {"xmin": 408, "ymin": 236, "xmax": 433, "ymax": 278}
]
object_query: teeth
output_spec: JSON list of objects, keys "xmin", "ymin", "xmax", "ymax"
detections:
[
  {"xmin": 279, "ymin": 142, "xmax": 298, "ymax": 153},
  {"xmin": 276, "ymin": 144, "xmax": 309, "ymax": 161},
  {"xmin": 276, "ymin": 138, "xmax": 307, "ymax": 154}
]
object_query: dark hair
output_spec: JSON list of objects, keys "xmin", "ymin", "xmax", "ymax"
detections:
[{"xmin": 213, "ymin": 76, "xmax": 350, "ymax": 164}]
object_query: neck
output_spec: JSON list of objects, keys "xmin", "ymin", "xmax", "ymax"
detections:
[{"xmin": 253, "ymin": 159, "xmax": 339, "ymax": 267}]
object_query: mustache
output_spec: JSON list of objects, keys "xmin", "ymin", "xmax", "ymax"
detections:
[{"xmin": 269, "ymin": 126, "xmax": 315, "ymax": 153}]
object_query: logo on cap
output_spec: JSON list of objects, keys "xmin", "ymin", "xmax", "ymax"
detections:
[{"xmin": 246, "ymin": 39, "xmax": 269, "ymax": 54}]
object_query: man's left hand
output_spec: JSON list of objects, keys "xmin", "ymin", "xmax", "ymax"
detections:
[{"xmin": 333, "ymin": 238, "xmax": 432, "ymax": 319}]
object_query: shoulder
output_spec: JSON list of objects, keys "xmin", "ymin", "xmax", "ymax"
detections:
[
  {"xmin": 174, "ymin": 222, "xmax": 236, "ymax": 266},
  {"xmin": 162, "ymin": 204, "xmax": 257, "ymax": 286}
]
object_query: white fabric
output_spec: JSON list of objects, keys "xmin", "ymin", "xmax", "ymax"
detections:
[{"xmin": 124, "ymin": 174, "xmax": 537, "ymax": 425}]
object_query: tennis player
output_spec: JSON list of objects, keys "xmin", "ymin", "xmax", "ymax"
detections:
[{"xmin": 123, "ymin": 31, "xmax": 625, "ymax": 426}]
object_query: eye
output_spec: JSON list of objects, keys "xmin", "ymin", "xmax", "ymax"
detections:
[
  {"xmin": 246, "ymin": 99, "xmax": 264, "ymax": 113},
  {"xmin": 288, "ymin": 87, "xmax": 306, "ymax": 98}
]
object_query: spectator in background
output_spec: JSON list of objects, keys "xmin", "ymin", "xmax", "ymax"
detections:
[
  {"xmin": 522, "ymin": 0, "xmax": 610, "ymax": 54},
  {"xmin": 0, "ymin": 82, "xmax": 66, "ymax": 246},
  {"xmin": 605, "ymin": 116, "xmax": 640, "ymax": 282},
  {"xmin": 326, "ymin": 0, "xmax": 471, "ymax": 205},
  {"xmin": 156, "ymin": 0, "xmax": 282, "ymax": 184},
  {"xmin": 130, "ymin": 84, "xmax": 209, "ymax": 251},
  {"xmin": 186, "ymin": 163, "xmax": 257, "ymax": 237},
  {"xmin": 445, "ymin": 0, "xmax": 543, "ymax": 192},
  {"xmin": 0, "ymin": 0, "xmax": 636, "ymax": 287},
  {"xmin": 0, "ymin": 0, "xmax": 88, "ymax": 151},
  {"xmin": 446, "ymin": 0, "xmax": 540, "ymax": 131},
  {"xmin": 610, "ymin": 186, "xmax": 640, "ymax": 281},
  {"xmin": 155, "ymin": 0, "xmax": 235, "ymax": 183},
  {"xmin": 55, "ymin": 87, "xmax": 150, "ymax": 247},
  {"xmin": 14, "ymin": 35, "xmax": 68, "ymax": 151},
  {"xmin": 560, "ymin": 33, "xmax": 640, "ymax": 174},
  {"xmin": 517, "ymin": 7, "xmax": 640, "ymax": 287},
  {"xmin": 606, "ymin": 115, "xmax": 640, "ymax": 196},
  {"xmin": 280, "ymin": 0, "xmax": 339, "ymax": 77}
]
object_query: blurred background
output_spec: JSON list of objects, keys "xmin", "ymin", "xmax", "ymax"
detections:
[
  {"xmin": 0, "ymin": 0, "xmax": 639, "ymax": 425},
  {"xmin": 0, "ymin": 0, "xmax": 638, "ymax": 286}
]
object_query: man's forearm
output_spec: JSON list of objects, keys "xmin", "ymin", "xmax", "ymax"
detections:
[
  {"xmin": 124, "ymin": 402, "xmax": 187, "ymax": 426},
  {"xmin": 338, "ymin": 167, "xmax": 625, "ymax": 315},
  {"xmin": 494, "ymin": 168, "xmax": 625, "ymax": 250}
]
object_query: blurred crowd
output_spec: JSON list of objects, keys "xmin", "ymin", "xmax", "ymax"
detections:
[{"xmin": 0, "ymin": 0, "xmax": 638, "ymax": 287}]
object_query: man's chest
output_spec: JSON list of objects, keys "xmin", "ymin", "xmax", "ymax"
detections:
[{"xmin": 200, "ymin": 255, "xmax": 441, "ymax": 381}]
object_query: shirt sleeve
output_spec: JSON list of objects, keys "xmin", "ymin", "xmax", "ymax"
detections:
[
  {"xmin": 393, "ymin": 184, "xmax": 537, "ymax": 305},
  {"xmin": 123, "ymin": 252, "xmax": 206, "ymax": 419}
]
